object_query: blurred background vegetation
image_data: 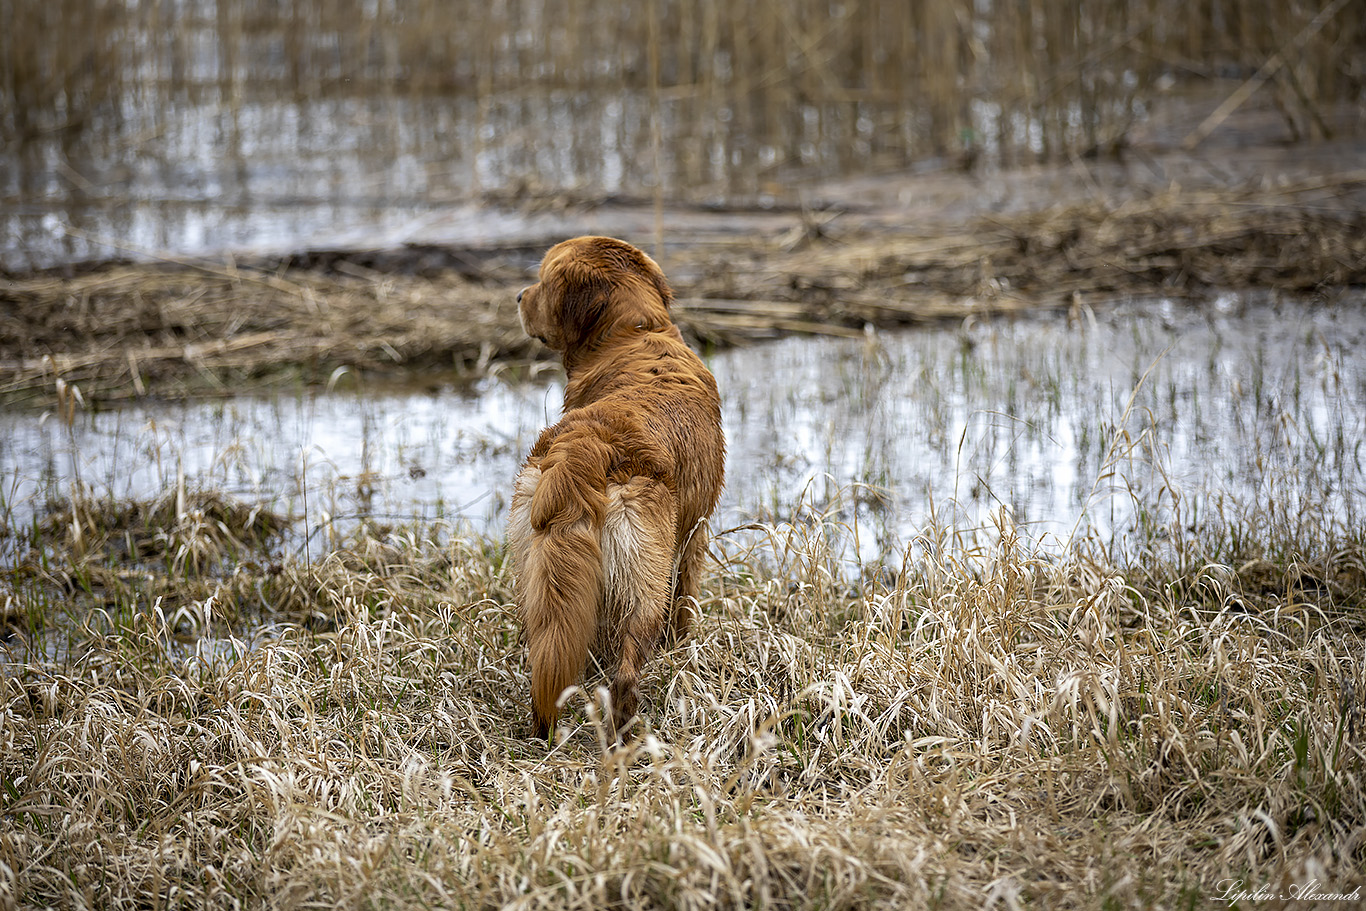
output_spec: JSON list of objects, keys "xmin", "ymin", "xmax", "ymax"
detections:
[
  {"xmin": 1, "ymin": 0, "xmax": 1363, "ymax": 270},
  {"xmin": 5, "ymin": 0, "xmax": 1363, "ymax": 170}
]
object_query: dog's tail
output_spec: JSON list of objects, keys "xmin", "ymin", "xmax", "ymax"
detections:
[{"xmin": 510, "ymin": 430, "xmax": 615, "ymax": 738}]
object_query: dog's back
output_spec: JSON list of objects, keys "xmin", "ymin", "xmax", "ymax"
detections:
[{"xmin": 509, "ymin": 237, "xmax": 724, "ymax": 740}]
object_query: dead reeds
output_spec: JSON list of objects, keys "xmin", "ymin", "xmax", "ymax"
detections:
[
  {"xmin": 0, "ymin": 255, "xmax": 537, "ymax": 405},
  {"xmin": 4, "ymin": 1, "xmax": 1362, "ymax": 181},
  {"xmin": 4, "ymin": 174, "xmax": 1362, "ymax": 406}
]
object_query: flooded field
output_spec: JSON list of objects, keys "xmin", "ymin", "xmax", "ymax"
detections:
[
  {"xmin": 6, "ymin": 6, "xmax": 1366, "ymax": 908},
  {"xmin": 5, "ymin": 292, "xmax": 1361, "ymax": 569}
]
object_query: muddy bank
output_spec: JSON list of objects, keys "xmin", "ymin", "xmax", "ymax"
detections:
[{"xmin": 3, "ymin": 164, "xmax": 1363, "ymax": 406}]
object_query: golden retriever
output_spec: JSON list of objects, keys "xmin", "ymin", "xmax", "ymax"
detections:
[{"xmin": 508, "ymin": 236, "xmax": 725, "ymax": 740}]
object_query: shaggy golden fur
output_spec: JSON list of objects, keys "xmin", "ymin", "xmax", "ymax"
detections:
[{"xmin": 509, "ymin": 236, "xmax": 725, "ymax": 740}]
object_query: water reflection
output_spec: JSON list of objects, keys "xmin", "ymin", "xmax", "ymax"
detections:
[
  {"xmin": 2, "ymin": 2, "xmax": 1166, "ymax": 273},
  {"xmin": 2, "ymin": 296, "xmax": 1362, "ymax": 566}
]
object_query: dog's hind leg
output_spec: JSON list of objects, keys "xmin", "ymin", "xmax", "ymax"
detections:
[
  {"xmin": 666, "ymin": 520, "xmax": 710, "ymax": 643},
  {"xmin": 601, "ymin": 478, "xmax": 677, "ymax": 737}
]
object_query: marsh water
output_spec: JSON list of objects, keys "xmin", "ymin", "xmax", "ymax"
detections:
[
  {"xmin": 4, "ymin": 293, "xmax": 1362, "ymax": 567},
  {"xmin": 2, "ymin": 2, "xmax": 1164, "ymax": 274},
  {"xmin": 8, "ymin": 2, "xmax": 1363, "ymax": 572},
  {"xmin": 20, "ymin": 0, "xmax": 1359, "ymax": 274}
]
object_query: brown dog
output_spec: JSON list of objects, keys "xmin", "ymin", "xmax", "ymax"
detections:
[{"xmin": 508, "ymin": 236, "xmax": 725, "ymax": 740}]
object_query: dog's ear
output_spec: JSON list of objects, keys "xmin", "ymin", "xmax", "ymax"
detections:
[
  {"xmin": 644, "ymin": 262, "xmax": 674, "ymax": 311},
  {"xmin": 611, "ymin": 242, "xmax": 674, "ymax": 311},
  {"xmin": 552, "ymin": 257, "xmax": 610, "ymax": 345}
]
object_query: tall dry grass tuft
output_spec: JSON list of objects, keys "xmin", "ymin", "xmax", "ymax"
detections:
[
  {"xmin": 3, "ymin": 470, "xmax": 1364, "ymax": 907},
  {"xmin": 37, "ymin": 487, "xmax": 286, "ymax": 575}
]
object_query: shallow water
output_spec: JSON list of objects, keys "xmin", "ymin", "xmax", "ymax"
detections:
[{"xmin": 2, "ymin": 294, "xmax": 1363, "ymax": 566}]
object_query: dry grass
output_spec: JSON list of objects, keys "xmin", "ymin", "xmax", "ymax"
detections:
[{"xmin": 3, "ymin": 475, "xmax": 1364, "ymax": 908}]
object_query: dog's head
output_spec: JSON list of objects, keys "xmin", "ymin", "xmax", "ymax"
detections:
[{"xmin": 517, "ymin": 236, "xmax": 674, "ymax": 353}]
